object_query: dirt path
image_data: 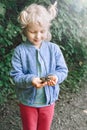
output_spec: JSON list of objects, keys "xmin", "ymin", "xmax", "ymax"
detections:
[
  {"xmin": 0, "ymin": 81, "xmax": 87, "ymax": 130},
  {"xmin": 52, "ymin": 81, "xmax": 87, "ymax": 130}
]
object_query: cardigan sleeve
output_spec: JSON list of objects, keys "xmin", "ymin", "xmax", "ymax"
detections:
[
  {"xmin": 10, "ymin": 46, "xmax": 37, "ymax": 88},
  {"xmin": 48, "ymin": 44, "xmax": 68, "ymax": 84}
]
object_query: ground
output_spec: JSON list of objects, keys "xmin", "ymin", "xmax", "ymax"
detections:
[{"xmin": 0, "ymin": 81, "xmax": 87, "ymax": 130}]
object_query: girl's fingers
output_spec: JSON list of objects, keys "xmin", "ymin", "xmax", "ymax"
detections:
[
  {"xmin": 48, "ymin": 75, "xmax": 58, "ymax": 83},
  {"xmin": 47, "ymin": 80, "xmax": 56, "ymax": 86},
  {"xmin": 35, "ymin": 82, "xmax": 47, "ymax": 88}
]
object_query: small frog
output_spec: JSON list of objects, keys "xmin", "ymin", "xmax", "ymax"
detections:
[{"xmin": 40, "ymin": 77, "xmax": 50, "ymax": 83}]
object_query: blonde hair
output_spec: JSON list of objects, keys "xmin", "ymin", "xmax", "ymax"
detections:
[{"xmin": 18, "ymin": 1, "xmax": 57, "ymax": 41}]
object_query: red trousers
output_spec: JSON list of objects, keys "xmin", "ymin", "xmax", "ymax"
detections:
[{"xmin": 19, "ymin": 103, "xmax": 55, "ymax": 130}]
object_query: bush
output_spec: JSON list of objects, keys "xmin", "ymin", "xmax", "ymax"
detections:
[{"xmin": 51, "ymin": 0, "xmax": 87, "ymax": 92}]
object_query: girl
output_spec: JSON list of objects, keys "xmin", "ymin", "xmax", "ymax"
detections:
[{"xmin": 10, "ymin": 1, "xmax": 68, "ymax": 130}]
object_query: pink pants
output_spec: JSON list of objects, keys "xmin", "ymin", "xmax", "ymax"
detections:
[{"xmin": 19, "ymin": 103, "xmax": 55, "ymax": 130}]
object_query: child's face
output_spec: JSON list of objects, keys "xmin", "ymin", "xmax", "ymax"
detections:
[{"xmin": 26, "ymin": 23, "xmax": 48, "ymax": 48}]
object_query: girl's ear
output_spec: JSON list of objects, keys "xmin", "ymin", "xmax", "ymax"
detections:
[{"xmin": 45, "ymin": 30, "xmax": 52, "ymax": 41}]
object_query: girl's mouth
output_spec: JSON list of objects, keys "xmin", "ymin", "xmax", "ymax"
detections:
[{"xmin": 34, "ymin": 39, "xmax": 41, "ymax": 42}]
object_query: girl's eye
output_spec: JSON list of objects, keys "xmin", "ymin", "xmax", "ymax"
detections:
[
  {"xmin": 27, "ymin": 29, "xmax": 35, "ymax": 33},
  {"xmin": 29, "ymin": 31, "xmax": 35, "ymax": 33},
  {"xmin": 41, "ymin": 30, "xmax": 45, "ymax": 33},
  {"xmin": 28, "ymin": 30, "xmax": 46, "ymax": 34}
]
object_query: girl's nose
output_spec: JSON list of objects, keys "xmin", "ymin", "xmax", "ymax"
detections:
[{"xmin": 35, "ymin": 32, "xmax": 41, "ymax": 39}]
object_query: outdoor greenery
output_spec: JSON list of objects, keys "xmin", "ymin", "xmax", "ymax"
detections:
[{"xmin": 0, "ymin": 0, "xmax": 87, "ymax": 104}]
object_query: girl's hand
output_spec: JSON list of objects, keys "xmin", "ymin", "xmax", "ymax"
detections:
[
  {"xmin": 47, "ymin": 75, "xmax": 58, "ymax": 86},
  {"xmin": 32, "ymin": 77, "xmax": 47, "ymax": 88}
]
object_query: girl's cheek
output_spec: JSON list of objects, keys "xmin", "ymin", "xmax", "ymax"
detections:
[{"xmin": 43, "ymin": 33, "xmax": 47, "ymax": 39}]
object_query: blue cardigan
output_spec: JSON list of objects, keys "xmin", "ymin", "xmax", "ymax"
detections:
[{"xmin": 10, "ymin": 40, "xmax": 68, "ymax": 106}]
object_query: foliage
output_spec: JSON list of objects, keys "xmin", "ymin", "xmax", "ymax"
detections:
[
  {"xmin": 0, "ymin": 0, "xmax": 87, "ymax": 104},
  {"xmin": 51, "ymin": 0, "xmax": 87, "ymax": 92}
]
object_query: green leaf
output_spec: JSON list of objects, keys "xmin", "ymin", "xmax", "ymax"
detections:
[
  {"xmin": 0, "ymin": 81, "xmax": 3, "ymax": 87},
  {"xmin": 0, "ymin": 3, "xmax": 6, "ymax": 16}
]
